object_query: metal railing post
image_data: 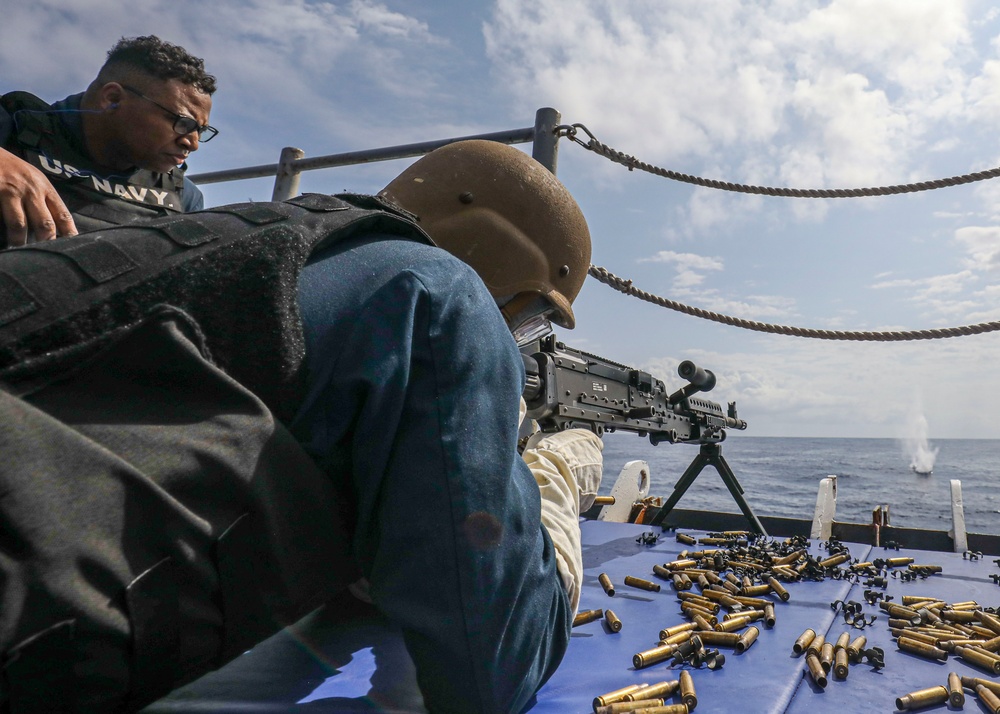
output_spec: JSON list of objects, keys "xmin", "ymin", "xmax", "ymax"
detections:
[
  {"xmin": 531, "ymin": 107, "xmax": 561, "ymax": 175},
  {"xmin": 271, "ymin": 147, "xmax": 305, "ymax": 201}
]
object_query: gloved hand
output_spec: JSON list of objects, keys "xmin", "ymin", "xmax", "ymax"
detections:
[{"xmin": 523, "ymin": 428, "xmax": 604, "ymax": 511}]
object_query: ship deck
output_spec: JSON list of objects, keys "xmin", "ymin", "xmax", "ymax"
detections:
[{"xmin": 145, "ymin": 519, "xmax": 1000, "ymax": 713}]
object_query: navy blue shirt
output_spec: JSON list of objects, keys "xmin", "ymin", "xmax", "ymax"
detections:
[{"xmin": 0, "ymin": 92, "xmax": 204, "ymax": 211}]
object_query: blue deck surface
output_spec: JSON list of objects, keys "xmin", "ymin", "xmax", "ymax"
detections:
[{"xmin": 145, "ymin": 520, "xmax": 1000, "ymax": 713}]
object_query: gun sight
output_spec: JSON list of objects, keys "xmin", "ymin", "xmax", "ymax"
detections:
[{"xmin": 670, "ymin": 361, "xmax": 716, "ymax": 405}]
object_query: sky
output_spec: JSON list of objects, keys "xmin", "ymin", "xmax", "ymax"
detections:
[{"xmin": 6, "ymin": 0, "xmax": 1000, "ymax": 439}]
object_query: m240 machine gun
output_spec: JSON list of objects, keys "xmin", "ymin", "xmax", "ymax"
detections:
[{"xmin": 521, "ymin": 335, "xmax": 766, "ymax": 535}]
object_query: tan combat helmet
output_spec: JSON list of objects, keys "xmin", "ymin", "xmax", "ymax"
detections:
[{"xmin": 378, "ymin": 139, "xmax": 591, "ymax": 335}]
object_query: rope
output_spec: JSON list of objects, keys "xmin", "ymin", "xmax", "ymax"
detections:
[
  {"xmin": 588, "ymin": 265, "xmax": 1000, "ymax": 341},
  {"xmin": 558, "ymin": 123, "xmax": 1000, "ymax": 198}
]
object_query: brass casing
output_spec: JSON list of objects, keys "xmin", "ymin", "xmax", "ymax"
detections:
[
  {"xmin": 847, "ymin": 635, "xmax": 867, "ymax": 662},
  {"xmin": 979, "ymin": 611, "xmax": 1000, "ymax": 635},
  {"xmin": 772, "ymin": 548, "xmax": 805, "ymax": 566},
  {"xmin": 660, "ymin": 630, "xmax": 693, "ymax": 646},
  {"xmin": 833, "ymin": 648, "xmax": 849, "ymax": 679},
  {"xmin": 901, "ymin": 595, "xmax": 941, "ymax": 606},
  {"xmin": 676, "ymin": 532, "xmax": 697, "ymax": 545},
  {"xmin": 741, "ymin": 584, "xmax": 772, "ymax": 596},
  {"xmin": 963, "ymin": 676, "xmax": 1000, "ymax": 696},
  {"xmin": 977, "ymin": 685, "xmax": 1000, "ymax": 714},
  {"xmin": 806, "ymin": 634, "xmax": 825, "ymax": 659},
  {"xmin": 652, "ymin": 564, "xmax": 672, "ymax": 581},
  {"xmin": 805, "ymin": 653, "xmax": 827, "ymax": 689},
  {"xmin": 793, "ymin": 628, "xmax": 816, "ymax": 655},
  {"xmin": 679, "ymin": 670, "xmax": 697, "ymax": 711},
  {"xmin": 624, "ymin": 680, "xmax": 680, "ymax": 701},
  {"xmin": 624, "ymin": 575, "xmax": 661, "ymax": 592},
  {"xmin": 818, "ymin": 553, "xmax": 850, "ymax": 568},
  {"xmin": 956, "ymin": 645, "xmax": 1000, "ymax": 674},
  {"xmin": 573, "ymin": 609, "xmax": 603, "ymax": 627},
  {"xmin": 767, "ymin": 577, "xmax": 789, "ymax": 602},
  {"xmin": 604, "ymin": 609, "xmax": 623, "ymax": 633},
  {"xmin": 895, "ymin": 685, "xmax": 948, "ymax": 711},
  {"xmin": 897, "ymin": 636, "xmax": 947, "ymax": 661},
  {"xmin": 599, "ymin": 573, "xmax": 616, "ymax": 597},
  {"xmin": 696, "ymin": 631, "xmax": 741, "ymax": 647},
  {"xmin": 596, "ymin": 698, "xmax": 665, "ymax": 714},
  {"xmin": 634, "ymin": 643, "xmax": 678, "ymax": 669},
  {"xmin": 594, "ymin": 684, "xmax": 646, "ymax": 710},
  {"xmin": 886, "ymin": 557, "xmax": 915, "ymax": 567},
  {"xmin": 763, "ymin": 603, "xmax": 776, "ymax": 628},
  {"xmin": 716, "ymin": 616, "xmax": 751, "ymax": 633},
  {"xmin": 819, "ymin": 642, "xmax": 834, "ymax": 672},
  {"xmin": 659, "ymin": 622, "xmax": 698, "ymax": 639},
  {"xmin": 693, "ymin": 614, "xmax": 714, "ymax": 633},
  {"xmin": 947, "ymin": 671, "xmax": 965, "ymax": 708},
  {"xmin": 592, "ymin": 496, "xmax": 616, "ymax": 506},
  {"xmin": 736, "ymin": 626, "xmax": 760, "ymax": 654}
]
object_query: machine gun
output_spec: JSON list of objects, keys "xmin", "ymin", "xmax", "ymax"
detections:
[{"xmin": 520, "ymin": 335, "xmax": 766, "ymax": 534}]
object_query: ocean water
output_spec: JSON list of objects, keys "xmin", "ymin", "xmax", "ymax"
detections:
[{"xmin": 599, "ymin": 434, "xmax": 1000, "ymax": 536}]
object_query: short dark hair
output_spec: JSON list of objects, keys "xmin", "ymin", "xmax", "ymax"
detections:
[{"xmin": 99, "ymin": 35, "xmax": 217, "ymax": 95}]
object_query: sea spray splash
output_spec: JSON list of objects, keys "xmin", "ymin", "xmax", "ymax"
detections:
[{"xmin": 902, "ymin": 399, "xmax": 938, "ymax": 474}]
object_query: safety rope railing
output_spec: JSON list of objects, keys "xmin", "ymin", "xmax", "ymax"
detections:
[{"xmin": 560, "ymin": 123, "xmax": 1000, "ymax": 341}]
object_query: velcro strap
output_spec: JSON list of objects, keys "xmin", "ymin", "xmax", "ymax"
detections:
[
  {"xmin": 286, "ymin": 193, "xmax": 351, "ymax": 212},
  {"xmin": 204, "ymin": 203, "xmax": 290, "ymax": 225},
  {"xmin": 0, "ymin": 270, "xmax": 39, "ymax": 326},
  {"xmin": 24, "ymin": 238, "xmax": 138, "ymax": 283},
  {"xmin": 155, "ymin": 219, "xmax": 221, "ymax": 247}
]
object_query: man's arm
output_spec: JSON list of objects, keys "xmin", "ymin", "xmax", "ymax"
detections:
[{"xmin": 0, "ymin": 147, "xmax": 77, "ymax": 247}]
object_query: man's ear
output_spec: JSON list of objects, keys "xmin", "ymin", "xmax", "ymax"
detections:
[{"xmin": 98, "ymin": 82, "xmax": 125, "ymax": 111}]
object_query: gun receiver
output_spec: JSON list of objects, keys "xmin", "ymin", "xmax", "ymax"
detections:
[{"xmin": 521, "ymin": 335, "xmax": 747, "ymax": 445}]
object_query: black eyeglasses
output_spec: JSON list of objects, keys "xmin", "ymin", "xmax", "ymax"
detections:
[{"xmin": 122, "ymin": 85, "xmax": 218, "ymax": 142}]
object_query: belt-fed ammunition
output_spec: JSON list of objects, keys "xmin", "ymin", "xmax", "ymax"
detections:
[
  {"xmin": 594, "ymin": 684, "xmax": 647, "ymax": 710},
  {"xmin": 805, "ymin": 653, "xmax": 827, "ymax": 689},
  {"xmin": 895, "ymin": 686, "xmax": 948, "ymax": 711},
  {"xmin": 763, "ymin": 602, "xmax": 776, "ymax": 627},
  {"xmin": 793, "ymin": 628, "xmax": 816, "ymax": 655},
  {"xmin": 679, "ymin": 670, "xmax": 697, "ymax": 711},
  {"xmin": 573, "ymin": 609, "xmax": 603, "ymax": 627},
  {"xmin": 955, "ymin": 645, "xmax": 1000, "ymax": 673},
  {"xmin": 947, "ymin": 672, "xmax": 964, "ymax": 708},
  {"xmin": 833, "ymin": 647, "xmax": 849, "ymax": 679},
  {"xmin": 604, "ymin": 609, "xmax": 623, "ymax": 633},
  {"xmin": 736, "ymin": 626, "xmax": 759, "ymax": 653},
  {"xmin": 819, "ymin": 641, "xmax": 834, "ymax": 672},
  {"xmin": 624, "ymin": 575, "xmax": 661, "ymax": 592},
  {"xmin": 624, "ymin": 680, "xmax": 680, "ymax": 701},
  {"xmin": 634, "ymin": 643, "xmax": 679, "ymax": 669},
  {"xmin": 599, "ymin": 573, "xmax": 616, "ymax": 596},
  {"xmin": 595, "ymin": 698, "xmax": 666, "ymax": 714},
  {"xmin": 977, "ymin": 684, "xmax": 1000, "ymax": 714},
  {"xmin": 847, "ymin": 635, "xmax": 867, "ymax": 662},
  {"xmin": 896, "ymin": 636, "xmax": 947, "ymax": 661}
]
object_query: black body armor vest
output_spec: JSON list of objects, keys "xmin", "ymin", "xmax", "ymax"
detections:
[
  {"xmin": 0, "ymin": 194, "xmax": 432, "ymax": 713},
  {"xmin": 0, "ymin": 91, "xmax": 187, "ymax": 245}
]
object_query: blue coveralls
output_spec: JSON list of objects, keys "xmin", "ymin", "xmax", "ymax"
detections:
[{"xmin": 292, "ymin": 233, "xmax": 572, "ymax": 714}]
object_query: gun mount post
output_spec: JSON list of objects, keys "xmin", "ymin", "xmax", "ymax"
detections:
[{"xmin": 647, "ymin": 443, "xmax": 767, "ymax": 536}]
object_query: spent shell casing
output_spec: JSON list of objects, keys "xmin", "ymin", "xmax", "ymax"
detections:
[
  {"xmin": 659, "ymin": 622, "xmax": 698, "ymax": 639},
  {"xmin": 660, "ymin": 630, "xmax": 694, "ymax": 646},
  {"xmin": 977, "ymin": 684, "xmax": 1000, "ymax": 714},
  {"xmin": 847, "ymin": 635, "xmax": 867, "ymax": 662},
  {"xmin": 818, "ymin": 553, "xmax": 850, "ymax": 568},
  {"xmin": 773, "ymin": 548, "xmax": 806, "ymax": 566},
  {"xmin": 833, "ymin": 647, "xmax": 849, "ymax": 679},
  {"xmin": 634, "ymin": 643, "xmax": 679, "ymax": 669},
  {"xmin": 979, "ymin": 611, "xmax": 1000, "ymax": 635},
  {"xmin": 736, "ymin": 626, "xmax": 760, "ymax": 653},
  {"xmin": 834, "ymin": 632, "xmax": 850, "ymax": 651},
  {"xmin": 573, "ymin": 609, "xmax": 603, "ymax": 627},
  {"xmin": 763, "ymin": 602, "xmax": 776, "ymax": 628},
  {"xmin": 716, "ymin": 615, "xmax": 751, "ymax": 633},
  {"xmin": 696, "ymin": 631, "xmax": 741, "ymax": 647},
  {"xmin": 963, "ymin": 676, "xmax": 1000, "ymax": 696},
  {"xmin": 806, "ymin": 634, "xmax": 825, "ymax": 659},
  {"xmin": 947, "ymin": 672, "xmax": 965, "ymax": 708},
  {"xmin": 629, "ymin": 706, "xmax": 689, "ymax": 714},
  {"xmin": 624, "ymin": 575, "xmax": 661, "ymax": 592},
  {"xmin": 596, "ymin": 698, "xmax": 665, "ymax": 714},
  {"xmin": 679, "ymin": 669, "xmax": 697, "ymax": 711},
  {"xmin": 599, "ymin": 572, "xmax": 616, "ymax": 596},
  {"xmin": 652, "ymin": 564, "xmax": 672, "ymax": 581},
  {"xmin": 624, "ymin": 680, "xmax": 680, "ymax": 701},
  {"xmin": 604, "ymin": 609, "xmax": 623, "ymax": 633},
  {"xmin": 676, "ymin": 532, "xmax": 697, "ymax": 545},
  {"xmin": 793, "ymin": 628, "xmax": 816, "ymax": 655},
  {"xmin": 819, "ymin": 641, "xmax": 835, "ymax": 672},
  {"xmin": 897, "ymin": 636, "xmax": 947, "ymax": 661},
  {"xmin": 886, "ymin": 557, "xmax": 915, "ymax": 567},
  {"xmin": 741, "ymin": 584, "xmax": 772, "ymax": 596},
  {"xmin": 895, "ymin": 686, "xmax": 948, "ymax": 711},
  {"xmin": 767, "ymin": 576, "xmax": 790, "ymax": 602},
  {"xmin": 594, "ymin": 684, "xmax": 647, "ymax": 710},
  {"xmin": 693, "ymin": 614, "xmax": 714, "ymax": 632},
  {"xmin": 955, "ymin": 645, "xmax": 1000, "ymax": 674},
  {"xmin": 805, "ymin": 653, "xmax": 827, "ymax": 689}
]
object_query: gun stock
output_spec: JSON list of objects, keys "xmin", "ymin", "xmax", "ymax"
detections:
[{"xmin": 521, "ymin": 335, "xmax": 747, "ymax": 445}]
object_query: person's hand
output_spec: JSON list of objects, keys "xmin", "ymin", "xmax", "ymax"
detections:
[{"xmin": 0, "ymin": 148, "xmax": 77, "ymax": 247}]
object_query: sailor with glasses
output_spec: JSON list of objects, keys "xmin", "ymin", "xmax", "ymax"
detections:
[{"xmin": 0, "ymin": 35, "xmax": 217, "ymax": 248}]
